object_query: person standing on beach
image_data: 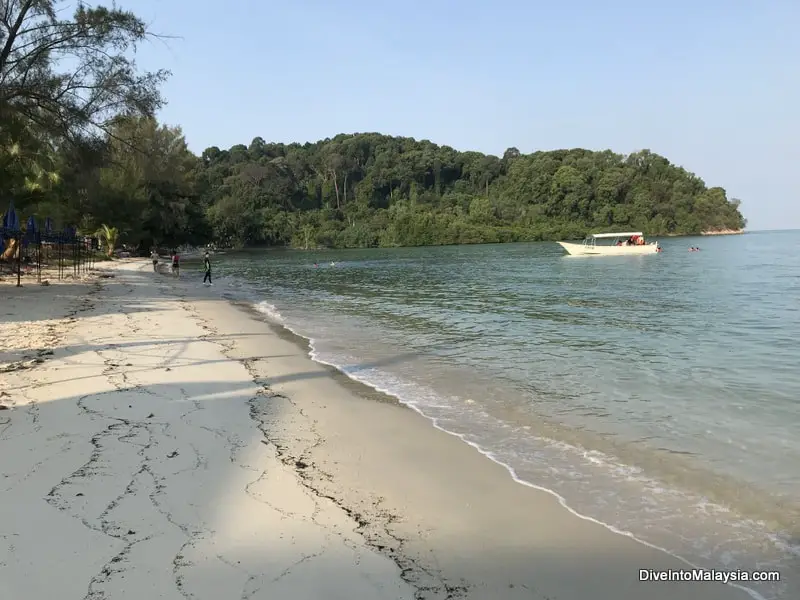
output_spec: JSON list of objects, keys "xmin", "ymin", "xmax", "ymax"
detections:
[
  {"xmin": 151, "ymin": 249, "xmax": 159, "ymax": 271},
  {"xmin": 203, "ymin": 252, "xmax": 212, "ymax": 285},
  {"xmin": 171, "ymin": 251, "xmax": 180, "ymax": 277}
]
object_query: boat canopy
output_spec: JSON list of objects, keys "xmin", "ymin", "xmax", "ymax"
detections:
[{"xmin": 591, "ymin": 231, "xmax": 644, "ymax": 239}]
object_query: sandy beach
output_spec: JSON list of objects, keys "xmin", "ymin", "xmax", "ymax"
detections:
[{"xmin": 0, "ymin": 259, "xmax": 759, "ymax": 599}]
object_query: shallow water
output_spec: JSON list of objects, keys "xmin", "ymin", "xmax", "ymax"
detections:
[{"xmin": 209, "ymin": 231, "xmax": 800, "ymax": 599}]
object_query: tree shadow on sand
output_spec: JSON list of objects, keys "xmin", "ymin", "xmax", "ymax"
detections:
[
  {"xmin": 2, "ymin": 372, "xmax": 794, "ymax": 600},
  {"xmin": 2, "ymin": 260, "xmax": 796, "ymax": 600}
]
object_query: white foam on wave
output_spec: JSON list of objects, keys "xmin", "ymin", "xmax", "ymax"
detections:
[
  {"xmin": 244, "ymin": 297, "xmax": 769, "ymax": 600},
  {"xmin": 253, "ymin": 300, "xmax": 285, "ymax": 323}
]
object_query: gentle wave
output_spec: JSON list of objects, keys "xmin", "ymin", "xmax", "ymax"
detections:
[
  {"xmin": 207, "ymin": 237, "xmax": 800, "ymax": 600},
  {"xmin": 241, "ymin": 292, "xmax": 777, "ymax": 600},
  {"xmin": 253, "ymin": 300, "xmax": 285, "ymax": 323}
]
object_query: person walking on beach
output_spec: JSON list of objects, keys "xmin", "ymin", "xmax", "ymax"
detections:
[
  {"xmin": 203, "ymin": 251, "xmax": 212, "ymax": 285},
  {"xmin": 171, "ymin": 251, "xmax": 180, "ymax": 277},
  {"xmin": 151, "ymin": 249, "xmax": 159, "ymax": 272}
]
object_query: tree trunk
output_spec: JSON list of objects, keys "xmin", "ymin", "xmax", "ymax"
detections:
[{"xmin": 331, "ymin": 169, "xmax": 340, "ymax": 209}]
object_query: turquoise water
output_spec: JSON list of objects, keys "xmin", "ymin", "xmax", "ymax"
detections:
[{"xmin": 211, "ymin": 231, "xmax": 800, "ymax": 599}]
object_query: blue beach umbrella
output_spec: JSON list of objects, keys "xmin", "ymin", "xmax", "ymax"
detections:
[
  {"xmin": 4, "ymin": 202, "xmax": 19, "ymax": 230},
  {"xmin": 25, "ymin": 215, "xmax": 37, "ymax": 240}
]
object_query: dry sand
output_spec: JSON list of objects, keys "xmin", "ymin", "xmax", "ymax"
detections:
[
  {"xmin": 1, "ymin": 261, "xmax": 412, "ymax": 599},
  {"xmin": 0, "ymin": 259, "xmax": 758, "ymax": 599}
]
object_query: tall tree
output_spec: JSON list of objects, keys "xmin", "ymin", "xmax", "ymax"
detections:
[
  {"xmin": 93, "ymin": 116, "xmax": 202, "ymax": 249},
  {"xmin": 0, "ymin": 0, "xmax": 168, "ymax": 144}
]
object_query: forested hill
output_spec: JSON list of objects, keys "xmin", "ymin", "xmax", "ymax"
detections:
[
  {"xmin": 198, "ymin": 133, "xmax": 746, "ymax": 248},
  {"xmin": 0, "ymin": 4, "xmax": 745, "ymax": 254}
]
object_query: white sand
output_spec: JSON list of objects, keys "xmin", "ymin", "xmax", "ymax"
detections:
[
  {"xmin": 0, "ymin": 261, "xmax": 412, "ymax": 599},
  {"xmin": 0, "ymin": 259, "xmax": 764, "ymax": 599}
]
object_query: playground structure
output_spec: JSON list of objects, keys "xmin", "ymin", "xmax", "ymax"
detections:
[{"xmin": 1, "ymin": 201, "xmax": 97, "ymax": 287}]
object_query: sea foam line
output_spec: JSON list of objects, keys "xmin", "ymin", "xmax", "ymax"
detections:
[{"xmin": 250, "ymin": 297, "xmax": 766, "ymax": 600}]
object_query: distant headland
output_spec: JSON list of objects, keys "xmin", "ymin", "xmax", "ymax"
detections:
[
  {"xmin": 700, "ymin": 229, "xmax": 745, "ymax": 236},
  {"xmin": 193, "ymin": 135, "xmax": 747, "ymax": 250},
  {"xmin": 0, "ymin": 0, "xmax": 748, "ymax": 254}
]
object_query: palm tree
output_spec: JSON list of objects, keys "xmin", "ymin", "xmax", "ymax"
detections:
[
  {"xmin": 0, "ymin": 112, "xmax": 60, "ymax": 196},
  {"xmin": 96, "ymin": 224, "xmax": 120, "ymax": 257}
]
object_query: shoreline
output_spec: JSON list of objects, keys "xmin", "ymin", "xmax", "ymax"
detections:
[
  {"xmin": 223, "ymin": 290, "xmax": 794, "ymax": 600},
  {"xmin": 183, "ymin": 273, "xmax": 763, "ymax": 598},
  {"xmin": 700, "ymin": 229, "xmax": 745, "ymax": 235},
  {"xmin": 247, "ymin": 294, "xmax": 798, "ymax": 536},
  {"xmin": 0, "ymin": 260, "xmax": 772, "ymax": 599},
  {"xmin": 238, "ymin": 282, "xmax": 799, "ymax": 561},
  {"xmin": 180, "ymin": 229, "xmax": 748, "ymax": 254}
]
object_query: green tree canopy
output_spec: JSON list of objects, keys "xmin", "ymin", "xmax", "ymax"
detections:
[
  {"xmin": 196, "ymin": 133, "xmax": 746, "ymax": 249},
  {"xmin": 0, "ymin": 4, "xmax": 746, "ymax": 252},
  {"xmin": 0, "ymin": 0, "xmax": 169, "ymax": 236},
  {"xmin": 0, "ymin": 0, "xmax": 168, "ymax": 143}
]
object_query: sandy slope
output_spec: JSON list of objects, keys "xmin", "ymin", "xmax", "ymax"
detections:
[
  {"xmin": 0, "ymin": 259, "xmax": 764, "ymax": 599},
  {"xmin": 185, "ymin": 289, "xmax": 760, "ymax": 600},
  {"xmin": 0, "ymin": 261, "xmax": 412, "ymax": 600}
]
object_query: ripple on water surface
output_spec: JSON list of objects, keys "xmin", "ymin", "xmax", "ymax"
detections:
[{"xmin": 215, "ymin": 233, "xmax": 800, "ymax": 600}]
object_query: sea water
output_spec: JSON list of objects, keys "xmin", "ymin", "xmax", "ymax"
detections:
[{"xmin": 210, "ymin": 231, "xmax": 800, "ymax": 599}]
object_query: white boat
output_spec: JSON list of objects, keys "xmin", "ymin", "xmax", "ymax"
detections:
[{"xmin": 556, "ymin": 232, "xmax": 661, "ymax": 256}]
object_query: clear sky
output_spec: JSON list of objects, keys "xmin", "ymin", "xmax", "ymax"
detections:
[{"xmin": 131, "ymin": 0, "xmax": 798, "ymax": 231}]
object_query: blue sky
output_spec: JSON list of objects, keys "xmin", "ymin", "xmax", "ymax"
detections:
[{"xmin": 132, "ymin": 0, "xmax": 798, "ymax": 231}]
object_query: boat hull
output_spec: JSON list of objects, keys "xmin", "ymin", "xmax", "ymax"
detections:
[{"xmin": 557, "ymin": 241, "xmax": 660, "ymax": 256}]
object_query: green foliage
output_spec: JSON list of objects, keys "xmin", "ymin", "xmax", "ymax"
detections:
[
  {"xmin": 0, "ymin": 1, "xmax": 178, "ymax": 250},
  {"xmin": 92, "ymin": 117, "xmax": 207, "ymax": 249},
  {"xmin": 0, "ymin": 1, "xmax": 168, "ymax": 143},
  {"xmin": 95, "ymin": 224, "xmax": 120, "ymax": 257},
  {"xmin": 0, "ymin": 5, "xmax": 745, "ymax": 251},
  {"xmin": 197, "ymin": 135, "xmax": 746, "ymax": 248}
]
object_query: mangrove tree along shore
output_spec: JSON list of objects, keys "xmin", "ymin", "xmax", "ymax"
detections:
[{"xmin": 0, "ymin": 4, "xmax": 745, "ymax": 252}]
